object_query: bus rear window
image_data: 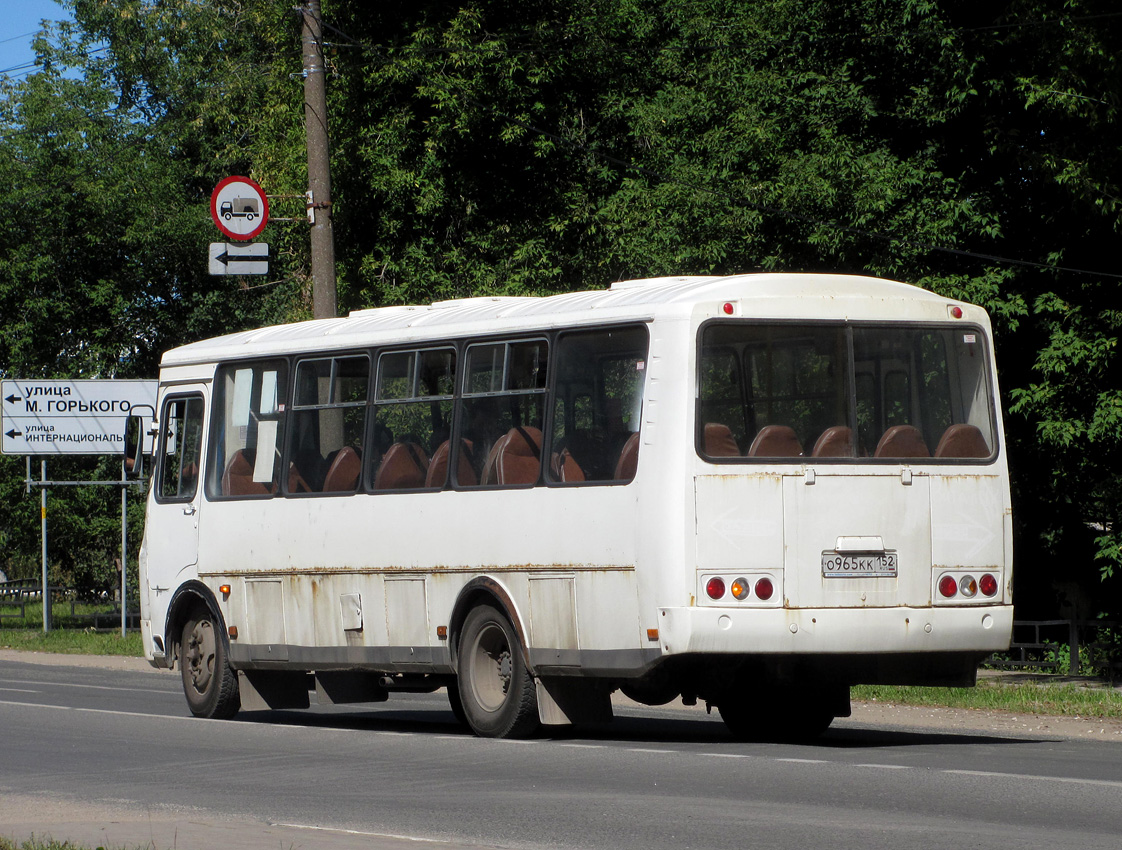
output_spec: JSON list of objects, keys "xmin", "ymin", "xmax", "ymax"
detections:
[{"xmin": 698, "ymin": 323, "xmax": 996, "ymax": 461}]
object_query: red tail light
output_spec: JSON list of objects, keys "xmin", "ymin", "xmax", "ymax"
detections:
[
  {"xmin": 938, "ymin": 575, "xmax": 958, "ymax": 598},
  {"xmin": 979, "ymin": 573, "xmax": 998, "ymax": 597},
  {"xmin": 706, "ymin": 577, "xmax": 726, "ymax": 600},
  {"xmin": 754, "ymin": 577, "xmax": 774, "ymax": 601}
]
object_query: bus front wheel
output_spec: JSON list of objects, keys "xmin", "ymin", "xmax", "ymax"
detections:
[
  {"xmin": 456, "ymin": 604, "xmax": 539, "ymax": 738},
  {"xmin": 180, "ymin": 609, "xmax": 240, "ymax": 719}
]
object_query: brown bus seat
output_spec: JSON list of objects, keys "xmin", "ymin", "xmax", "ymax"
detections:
[
  {"xmin": 287, "ymin": 462, "xmax": 314, "ymax": 494},
  {"xmin": 811, "ymin": 426, "xmax": 854, "ymax": 458},
  {"xmin": 703, "ymin": 423, "xmax": 741, "ymax": 457},
  {"xmin": 747, "ymin": 425, "xmax": 803, "ymax": 458},
  {"xmin": 874, "ymin": 425, "xmax": 930, "ymax": 458},
  {"xmin": 934, "ymin": 423, "xmax": 990, "ymax": 459},
  {"xmin": 551, "ymin": 447, "xmax": 585, "ymax": 483},
  {"xmin": 373, "ymin": 442, "xmax": 429, "ymax": 489},
  {"xmin": 221, "ymin": 448, "xmax": 274, "ymax": 496},
  {"xmin": 426, "ymin": 439, "xmax": 478, "ymax": 487},
  {"xmin": 481, "ymin": 426, "xmax": 542, "ymax": 486},
  {"xmin": 322, "ymin": 446, "xmax": 362, "ymax": 492},
  {"xmin": 614, "ymin": 432, "xmax": 640, "ymax": 481}
]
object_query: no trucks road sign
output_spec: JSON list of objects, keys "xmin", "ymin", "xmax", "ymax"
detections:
[
  {"xmin": 210, "ymin": 175, "xmax": 270, "ymax": 241},
  {"xmin": 1, "ymin": 380, "xmax": 157, "ymax": 456}
]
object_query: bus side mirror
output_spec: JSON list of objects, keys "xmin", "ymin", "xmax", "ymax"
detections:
[{"xmin": 125, "ymin": 406, "xmax": 157, "ymax": 480}]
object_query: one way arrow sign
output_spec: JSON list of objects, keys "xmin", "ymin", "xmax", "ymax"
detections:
[{"xmin": 209, "ymin": 242, "xmax": 269, "ymax": 276}]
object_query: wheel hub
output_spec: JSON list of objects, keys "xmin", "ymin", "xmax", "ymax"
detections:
[{"xmin": 185, "ymin": 620, "xmax": 215, "ymax": 693}]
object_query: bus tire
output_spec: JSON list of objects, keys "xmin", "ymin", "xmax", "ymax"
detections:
[
  {"xmin": 180, "ymin": 609, "xmax": 240, "ymax": 719},
  {"xmin": 456, "ymin": 604, "xmax": 539, "ymax": 739},
  {"xmin": 446, "ymin": 681, "xmax": 468, "ymax": 729}
]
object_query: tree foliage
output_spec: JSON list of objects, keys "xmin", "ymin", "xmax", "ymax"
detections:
[{"xmin": 0, "ymin": 0, "xmax": 1119, "ymax": 614}]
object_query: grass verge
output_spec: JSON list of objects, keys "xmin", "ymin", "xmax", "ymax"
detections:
[
  {"xmin": 0, "ymin": 629, "xmax": 142, "ymax": 656},
  {"xmin": 853, "ymin": 682, "xmax": 1122, "ymax": 719},
  {"xmin": 0, "ymin": 839, "xmax": 144, "ymax": 850}
]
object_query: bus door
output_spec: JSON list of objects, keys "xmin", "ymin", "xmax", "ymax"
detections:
[{"xmin": 146, "ymin": 389, "xmax": 208, "ymax": 620}]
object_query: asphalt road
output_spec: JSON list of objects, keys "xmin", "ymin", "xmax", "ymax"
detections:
[{"xmin": 1, "ymin": 655, "xmax": 1121, "ymax": 850}]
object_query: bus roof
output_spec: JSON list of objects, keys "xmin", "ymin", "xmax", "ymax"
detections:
[{"xmin": 161, "ymin": 273, "xmax": 971, "ymax": 367}]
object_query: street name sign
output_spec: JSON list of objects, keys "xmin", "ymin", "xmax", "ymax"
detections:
[
  {"xmin": 210, "ymin": 175, "xmax": 269, "ymax": 241},
  {"xmin": 1, "ymin": 380, "xmax": 158, "ymax": 456},
  {"xmin": 209, "ymin": 242, "xmax": 269, "ymax": 275}
]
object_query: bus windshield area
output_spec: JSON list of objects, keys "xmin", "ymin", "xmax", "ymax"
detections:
[{"xmin": 699, "ymin": 322, "xmax": 997, "ymax": 461}]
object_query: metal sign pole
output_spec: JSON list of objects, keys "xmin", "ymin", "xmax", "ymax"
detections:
[
  {"xmin": 121, "ymin": 458, "xmax": 128, "ymax": 638},
  {"xmin": 40, "ymin": 459, "xmax": 48, "ymax": 633}
]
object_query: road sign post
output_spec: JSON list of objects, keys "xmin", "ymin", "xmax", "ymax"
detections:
[{"xmin": 4, "ymin": 380, "xmax": 157, "ymax": 635}]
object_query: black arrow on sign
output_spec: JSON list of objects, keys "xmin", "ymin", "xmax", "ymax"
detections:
[
  {"xmin": 5, "ymin": 394, "xmax": 20, "ymax": 404},
  {"xmin": 5, "ymin": 429, "xmax": 22, "ymax": 439},
  {"xmin": 213, "ymin": 247, "xmax": 269, "ymax": 266}
]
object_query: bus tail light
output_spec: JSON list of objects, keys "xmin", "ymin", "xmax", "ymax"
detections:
[
  {"xmin": 979, "ymin": 573, "xmax": 998, "ymax": 597},
  {"xmin": 706, "ymin": 577, "xmax": 726, "ymax": 600},
  {"xmin": 938, "ymin": 575, "xmax": 958, "ymax": 598},
  {"xmin": 754, "ymin": 577, "xmax": 774, "ymax": 601},
  {"xmin": 959, "ymin": 575, "xmax": 978, "ymax": 598},
  {"xmin": 730, "ymin": 578, "xmax": 750, "ymax": 600}
]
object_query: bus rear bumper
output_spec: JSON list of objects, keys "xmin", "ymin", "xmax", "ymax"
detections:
[{"xmin": 657, "ymin": 604, "xmax": 1014, "ymax": 657}]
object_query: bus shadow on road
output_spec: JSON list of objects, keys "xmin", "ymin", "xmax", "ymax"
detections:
[{"xmin": 233, "ymin": 699, "xmax": 1048, "ymax": 750}]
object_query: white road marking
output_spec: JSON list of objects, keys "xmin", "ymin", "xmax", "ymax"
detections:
[
  {"xmin": 272, "ymin": 822, "xmax": 450, "ymax": 843},
  {"xmin": 0, "ymin": 677, "xmax": 171, "ymax": 695},
  {"xmin": 942, "ymin": 769, "xmax": 1122, "ymax": 789}
]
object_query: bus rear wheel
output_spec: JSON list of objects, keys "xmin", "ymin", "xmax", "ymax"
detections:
[
  {"xmin": 456, "ymin": 604, "xmax": 539, "ymax": 738},
  {"xmin": 180, "ymin": 609, "xmax": 240, "ymax": 719}
]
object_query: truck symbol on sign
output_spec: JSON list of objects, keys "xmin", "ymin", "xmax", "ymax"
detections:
[{"xmin": 220, "ymin": 197, "xmax": 260, "ymax": 222}]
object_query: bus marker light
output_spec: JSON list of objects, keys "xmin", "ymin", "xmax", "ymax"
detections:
[
  {"xmin": 437, "ymin": 626, "xmax": 448, "ymax": 640},
  {"xmin": 228, "ymin": 626, "xmax": 238, "ymax": 639},
  {"xmin": 730, "ymin": 578, "xmax": 749, "ymax": 600},
  {"xmin": 219, "ymin": 584, "xmax": 231, "ymax": 596},
  {"xmin": 647, "ymin": 629, "xmax": 660, "ymax": 642},
  {"xmin": 722, "ymin": 302, "xmax": 735, "ymax": 315},
  {"xmin": 938, "ymin": 575, "xmax": 958, "ymax": 598},
  {"xmin": 754, "ymin": 577, "xmax": 774, "ymax": 601},
  {"xmin": 959, "ymin": 575, "xmax": 978, "ymax": 598},
  {"xmin": 979, "ymin": 574, "xmax": 998, "ymax": 597},
  {"xmin": 706, "ymin": 577, "xmax": 726, "ymax": 599},
  {"xmin": 949, "ymin": 305, "xmax": 963, "ymax": 318}
]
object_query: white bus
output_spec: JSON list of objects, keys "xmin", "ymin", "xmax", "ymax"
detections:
[{"xmin": 136, "ymin": 273, "xmax": 1013, "ymax": 739}]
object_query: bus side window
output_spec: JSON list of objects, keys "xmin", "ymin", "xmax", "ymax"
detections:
[
  {"xmin": 549, "ymin": 325, "xmax": 649, "ymax": 483},
  {"xmin": 371, "ymin": 348, "xmax": 455, "ymax": 490},
  {"xmin": 206, "ymin": 361, "xmax": 289, "ymax": 499},
  {"xmin": 289, "ymin": 355, "xmax": 369, "ymax": 494},
  {"xmin": 462, "ymin": 340, "xmax": 548, "ymax": 487}
]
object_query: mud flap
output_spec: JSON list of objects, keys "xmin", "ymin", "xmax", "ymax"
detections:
[
  {"xmin": 238, "ymin": 670, "xmax": 311, "ymax": 711},
  {"xmin": 536, "ymin": 677, "xmax": 614, "ymax": 726}
]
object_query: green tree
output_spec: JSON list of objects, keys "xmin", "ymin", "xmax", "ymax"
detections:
[{"xmin": 2, "ymin": 0, "xmax": 1120, "ymax": 616}]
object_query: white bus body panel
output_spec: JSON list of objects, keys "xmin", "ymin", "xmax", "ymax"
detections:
[{"xmin": 140, "ymin": 274, "xmax": 1013, "ymax": 691}]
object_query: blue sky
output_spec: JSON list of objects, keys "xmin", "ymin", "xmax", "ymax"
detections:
[{"xmin": 0, "ymin": 0, "xmax": 73, "ymax": 79}]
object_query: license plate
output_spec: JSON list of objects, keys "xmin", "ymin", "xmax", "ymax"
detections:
[{"xmin": 821, "ymin": 551, "xmax": 898, "ymax": 577}]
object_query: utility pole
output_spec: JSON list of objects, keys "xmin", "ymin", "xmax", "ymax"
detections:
[{"xmin": 301, "ymin": 0, "xmax": 337, "ymax": 319}]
